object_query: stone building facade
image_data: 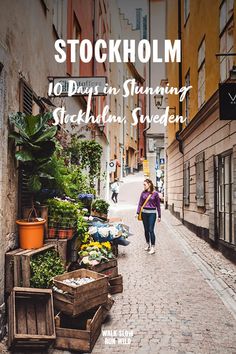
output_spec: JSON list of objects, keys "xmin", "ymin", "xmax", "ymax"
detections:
[{"xmin": 166, "ymin": 0, "xmax": 236, "ymax": 261}]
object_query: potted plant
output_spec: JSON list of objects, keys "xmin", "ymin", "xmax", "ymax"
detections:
[
  {"xmin": 66, "ymin": 218, "xmax": 76, "ymax": 239},
  {"xmin": 9, "ymin": 112, "xmax": 58, "ymax": 249},
  {"xmin": 47, "ymin": 198, "xmax": 79, "ymax": 240},
  {"xmin": 91, "ymin": 199, "xmax": 110, "ymax": 220}
]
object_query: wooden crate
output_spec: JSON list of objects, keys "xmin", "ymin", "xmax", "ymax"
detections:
[
  {"xmin": 55, "ymin": 294, "xmax": 114, "ymax": 352},
  {"xmin": 89, "ymin": 259, "xmax": 118, "ymax": 279},
  {"xmin": 109, "ymin": 274, "xmax": 123, "ymax": 295},
  {"xmin": 8, "ymin": 287, "xmax": 56, "ymax": 350},
  {"xmin": 54, "ymin": 306, "xmax": 103, "ymax": 352},
  {"xmin": 53, "ymin": 269, "xmax": 109, "ymax": 317},
  {"xmin": 44, "ymin": 239, "xmax": 68, "ymax": 265},
  {"xmin": 5, "ymin": 244, "xmax": 56, "ymax": 292}
]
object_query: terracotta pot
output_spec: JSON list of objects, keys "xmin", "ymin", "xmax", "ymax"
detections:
[
  {"xmin": 58, "ymin": 229, "xmax": 67, "ymax": 239},
  {"xmin": 16, "ymin": 219, "xmax": 46, "ymax": 249},
  {"xmin": 48, "ymin": 228, "xmax": 56, "ymax": 239},
  {"xmin": 66, "ymin": 229, "xmax": 74, "ymax": 239}
]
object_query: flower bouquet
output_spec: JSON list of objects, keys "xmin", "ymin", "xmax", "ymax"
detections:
[{"xmin": 78, "ymin": 241, "xmax": 114, "ymax": 267}]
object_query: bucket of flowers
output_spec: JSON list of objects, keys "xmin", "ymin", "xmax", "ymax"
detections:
[{"xmin": 78, "ymin": 242, "xmax": 118, "ymax": 278}]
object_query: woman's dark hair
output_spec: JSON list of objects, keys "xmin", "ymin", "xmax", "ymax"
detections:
[{"xmin": 144, "ymin": 178, "xmax": 154, "ymax": 192}]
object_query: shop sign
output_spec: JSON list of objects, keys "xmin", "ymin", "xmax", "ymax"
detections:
[
  {"xmin": 108, "ymin": 160, "xmax": 116, "ymax": 173},
  {"xmin": 219, "ymin": 83, "xmax": 236, "ymax": 120},
  {"xmin": 143, "ymin": 160, "xmax": 150, "ymax": 176}
]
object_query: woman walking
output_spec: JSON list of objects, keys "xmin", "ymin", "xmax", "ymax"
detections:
[
  {"xmin": 111, "ymin": 178, "xmax": 120, "ymax": 204},
  {"xmin": 136, "ymin": 179, "xmax": 161, "ymax": 254}
]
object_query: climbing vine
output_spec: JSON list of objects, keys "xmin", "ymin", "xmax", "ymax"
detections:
[{"xmin": 68, "ymin": 138, "xmax": 103, "ymax": 188}]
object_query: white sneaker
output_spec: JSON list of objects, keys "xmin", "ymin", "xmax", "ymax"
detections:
[
  {"xmin": 144, "ymin": 244, "xmax": 150, "ymax": 251},
  {"xmin": 148, "ymin": 246, "xmax": 155, "ymax": 254}
]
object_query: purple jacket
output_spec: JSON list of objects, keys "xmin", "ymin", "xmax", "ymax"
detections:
[{"xmin": 137, "ymin": 191, "xmax": 161, "ymax": 218}]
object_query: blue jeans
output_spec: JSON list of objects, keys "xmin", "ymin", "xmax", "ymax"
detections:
[{"xmin": 142, "ymin": 212, "xmax": 156, "ymax": 246}]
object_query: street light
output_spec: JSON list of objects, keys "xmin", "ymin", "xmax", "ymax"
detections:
[
  {"xmin": 154, "ymin": 94, "xmax": 164, "ymax": 108},
  {"xmin": 153, "ymin": 95, "xmax": 176, "ymax": 114}
]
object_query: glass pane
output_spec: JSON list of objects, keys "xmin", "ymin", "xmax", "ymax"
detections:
[
  {"xmin": 219, "ymin": 213, "xmax": 225, "ymax": 240},
  {"xmin": 220, "ymin": 1, "xmax": 227, "ymax": 32},
  {"xmin": 225, "ymin": 184, "xmax": 230, "ymax": 212},
  {"xmin": 225, "ymin": 155, "xmax": 230, "ymax": 183},
  {"xmin": 231, "ymin": 213, "xmax": 235, "ymax": 244},
  {"xmin": 225, "ymin": 213, "xmax": 230, "ymax": 242}
]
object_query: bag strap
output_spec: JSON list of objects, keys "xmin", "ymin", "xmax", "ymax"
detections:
[{"xmin": 140, "ymin": 193, "xmax": 153, "ymax": 213}]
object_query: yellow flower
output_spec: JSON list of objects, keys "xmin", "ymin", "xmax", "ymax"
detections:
[{"xmin": 101, "ymin": 241, "xmax": 111, "ymax": 250}]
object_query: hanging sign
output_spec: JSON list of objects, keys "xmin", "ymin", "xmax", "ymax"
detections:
[
  {"xmin": 108, "ymin": 160, "xmax": 116, "ymax": 173},
  {"xmin": 219, "ymin": 83, "xmax": 236, "ymax": 120}
]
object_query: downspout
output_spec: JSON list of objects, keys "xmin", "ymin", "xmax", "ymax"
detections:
[
  {"xmin": 175, "ymin": 0, "xmax": 183, "ymax": 154},
  {"xmin": 143, "ymin": 0, "xmax": 151, "ymax": 159},
  {"xmin": 176, "ymin": 0, "xmax": 184, "ymax": 223}
]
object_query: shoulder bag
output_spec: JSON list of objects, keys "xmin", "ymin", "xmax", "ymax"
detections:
[{"xmin": 138, "ymin": 193, "xmax": 153, "ymax": 221}]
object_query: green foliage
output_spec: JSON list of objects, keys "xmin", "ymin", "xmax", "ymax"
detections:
[
  {"xmin": 77, "ymin": 213, "xmax": 89, "ymax": 237},
  {"xmin": 68, "ymin": 138, "xmax": 103, "ymax": 189},
  {"xmin": 30, "ymin": 250, "xmax": 64, "ymax": 288},
  {"xmin": 44, "ymin": 141, "xmax": 95, "ymax": 199},
  {"xmin": 47, "ymin": 198, "xmax": 80, "ymax": 228},
  {"xmin": 92, "ymin": 199, "xmax": 110, "ymax": 214},
  {"xmin": 9, "ymin": 112, "xmax": 58, "ymax": 193}
]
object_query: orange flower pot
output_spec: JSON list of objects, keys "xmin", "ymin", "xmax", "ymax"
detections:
[{"xmin": 16, "ymin": 219, "xmax": 46, "ymax": 249}]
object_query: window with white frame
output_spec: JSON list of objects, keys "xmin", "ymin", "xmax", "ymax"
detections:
[
  {"xmin": 198, "ymin": 38, "xmax": 205, "ymax": 108},
  {"xmin": 184, "ymin": 0, "xmax": 190, "ymax": 23},
  {"xmin": 220, "ymin": 0, "xmax": 234, "ymax": 82}
]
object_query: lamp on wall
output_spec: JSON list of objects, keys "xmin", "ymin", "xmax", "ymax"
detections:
[
  {"xmin": 154, "ymin": 94, "xmax": 176, "ymax": 114},
  {"xmin": 154, "ymin": 94, "xmax": 164, "ymax": 108}
]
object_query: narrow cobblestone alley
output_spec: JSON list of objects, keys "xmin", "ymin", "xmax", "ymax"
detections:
[{"xmin": 92, "ymin": 173, "xmax": 236, "ymax": 354}]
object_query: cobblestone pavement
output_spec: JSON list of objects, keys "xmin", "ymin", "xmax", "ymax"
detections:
[
  {"xmin": 92, "ymin": 173, "xmax": 236, "ymax": 354},
  {"xmin": 2, "ymin": 173, "xmax": 236, "ymax": 354}
]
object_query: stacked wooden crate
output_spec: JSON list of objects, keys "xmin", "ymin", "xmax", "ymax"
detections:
[
  {"xmin": 8, "ymin": 288, "xmax": 56, "ymax": 350},
  {"xmin": 52, "ymin": 268, "xmax": 112, "ymax": 352}
]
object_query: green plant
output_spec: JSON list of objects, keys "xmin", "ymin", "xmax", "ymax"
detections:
[
  {"xmin": 47, "ymin": 198, "xmax": 79, "ymax": 229},
  {"xmin": 9, "ymin": 112, "xmax": 58, "ymax": 193},
  {"xmin": 68, "ymin": 138, "xmax": 103, "ymax": 189},
  {"xmin": 92, "ymin": 199, "xmax": 110, "ymax": 215},
  {"xmin": 77, "ymin": 213, "xmax": 89, "ymax": 237},
  {"xmin": 30, "ymin": 249, "xmax": 64, "ymax": 288}
]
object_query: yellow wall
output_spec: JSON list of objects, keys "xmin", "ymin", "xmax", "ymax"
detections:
[{"xmin": 166, "ymin": 0, "xmax": 234, "ymax": 145}]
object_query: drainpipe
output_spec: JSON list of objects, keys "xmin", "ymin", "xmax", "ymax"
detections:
[
  {"xmin": 143, "ymin": 0, "xmax": 151, "ymax": 159},
  {"xmin": 175, "ymin": 0, "xmax": 183, "ymax": 154},
  {"xmin": 176, "ymin": 0, "xmax": 185, "ymax": 224}
]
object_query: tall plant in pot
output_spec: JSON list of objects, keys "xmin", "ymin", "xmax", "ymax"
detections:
[{"xmin": 9, "ymin": 112, "xmax": 58, "ymax": 249}]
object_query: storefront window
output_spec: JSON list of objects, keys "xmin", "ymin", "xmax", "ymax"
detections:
[{"xmin": 218, "ymin": 153, "xmax": 234, "ymax": 244}]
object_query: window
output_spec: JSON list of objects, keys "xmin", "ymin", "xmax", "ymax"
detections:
[
  {"xmin": 195, "ymin": 152, "xmax": 205, "ymax": 207},
  {"xmin": 198, "ymin": 39, "xmax": 205, "ymax": 108},
  {"xmin": 184, "ymin": 161, "xmax": 190, "ymax": 206},
  {"xmin": 185, "ymin": 70, "xmax": 190, "ymax": 121},
  {"xmin": 220, "ymin": 0, "xmax": 234, "ymax": 82},
  {"xmin": 218, "ymin": 152, "xmax": 234, "ymax": 244},
  {"xmin": 52, "ymin": 0, "xmax": 64, "ymax": 39},
  {"xmin": 72, "ymin": 17, "xmax": 81, "ymax": 76},
  {"xmin": 184, "ymin": 0, "xmax": 190, "ymax": 23}
]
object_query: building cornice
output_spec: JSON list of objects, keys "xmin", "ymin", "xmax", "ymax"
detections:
[
  {"xmin": 127, "ymin": 62, "xmax": 145, "ymax": 84},
  {"xmin": 180, "ymin": 89, "xmax": 219, "ymax": 141}
]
